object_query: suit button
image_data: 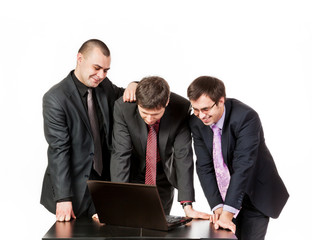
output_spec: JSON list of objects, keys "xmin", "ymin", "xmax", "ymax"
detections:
[
  {"xmin": 90, "ymin": 153, "xmax": 94, "ymax": 156},
  {"xmin": 84, "ymin": 175, "xmax": 89, "ymax": 178}
]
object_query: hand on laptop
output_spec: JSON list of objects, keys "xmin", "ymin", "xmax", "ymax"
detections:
[
  {"xmin": 56, "ymin": 201, "xmax": 76, "ymax": 221},
  {"xmin": 183, "ymin": 205, "xmax": 212, "ymax": 220}
]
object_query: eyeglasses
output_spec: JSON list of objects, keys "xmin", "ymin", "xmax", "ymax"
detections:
[{"xmin": 193, "ymin": 102, "xmax": 216, "ymax": 116}]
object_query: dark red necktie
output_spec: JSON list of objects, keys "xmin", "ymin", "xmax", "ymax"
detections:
[{"xmin": 145, "ymin": 124, "xmax": 157, "ymax": 185}]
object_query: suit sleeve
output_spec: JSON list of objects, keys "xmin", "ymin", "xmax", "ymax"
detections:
[
  {"xmin": 112, "ymin": 82, "xmax": 125, "ymax": 99},
  {"xmin": 225, "ymin": 110, "xmax": 262, "ymax": 209},
  {"xmin": 173, "ymin": 111, "xmax": 195, "ymax": 202},
  {"xmin": 190, "ymin": 118, "xmax": 223, "ymax": 210},
  {"xmin": 43, "ymin": 92, "xmax": 73, "ymax": 201},
  {"xmin": 110, "ymin": 99, "xmax": 132, "ymax": 182}
]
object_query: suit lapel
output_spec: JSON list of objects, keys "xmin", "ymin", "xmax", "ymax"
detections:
[
  {"xmin": 95, "ymin": 86, "xmax": 110, "ymax": 133},
  {"xmin": 158, "ymin": 107, "xmax": 171, "ymax": 158},
  {"xmin": 135, "ymin": 108, "xmax": 148, "ymax": 153},
  {"xmin": 201, "ymin": 123, "xmax": 213, "ymax": 152},
  {"xmin": 221, "ymin": 100, "xmax": 232, "ymax": 167}
]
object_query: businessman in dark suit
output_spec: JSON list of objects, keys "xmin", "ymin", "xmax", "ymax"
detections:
[
  {"xmin": 187, "ymin": 76, "xmax": 289, "ymax": 239},
  {"xmin": 40, "ymin": 39, "xmax": 137, "ymax": 221},
  {"xmin": 111, "ymin": 76, "xmax": 210, "ymax": 218}
]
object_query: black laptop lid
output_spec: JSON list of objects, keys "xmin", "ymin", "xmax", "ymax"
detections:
[{"xmin": 87, "ymin": 180, "xmax": 169, "ymax": 230}]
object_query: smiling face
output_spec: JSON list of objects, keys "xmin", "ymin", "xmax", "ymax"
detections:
[
  {"xmin": 74, "ymin": 47, "xmax": 111, "ymax": 88},
  {"xmin": 190, "ymin": 94, "xmax": 225, "ymax": 126}
]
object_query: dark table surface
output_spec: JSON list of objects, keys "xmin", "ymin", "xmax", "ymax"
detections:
[{"xmin": 42, "ymin": 217, "xmax": 237, "ymax": 239}]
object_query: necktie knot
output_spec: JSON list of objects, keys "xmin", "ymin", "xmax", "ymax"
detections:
[
  {"xmin": 212, "ymin": 124, "xmax": 220, "ymax": 133},
  {"xmin": 149, "ymin": 121, "xmax": 159, "ymax": 133},
  {"xmin": 87, "ymin": 88, "xmax": 93, "ymax": 99}
]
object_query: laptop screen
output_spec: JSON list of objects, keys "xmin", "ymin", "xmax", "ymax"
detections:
[{"xmin": 87, "ymin": 180, "xmax": 171, "ymax": 230}]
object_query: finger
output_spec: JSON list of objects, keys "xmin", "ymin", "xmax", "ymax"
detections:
[
  {"xmin": 65, "ymin": 213, "xmax": 71, "ymax": 221},
  {"xmin": 213, "ymin": 214, "xmax": 218, "ymax": 223},
  {"xmin": 123, "ymin": 93, "xmax": 128, "ymax": 102},
  {"xmin": 203, "ymin": 213, "xmax": 212, "ymax": 220},
  {"xmin": 229, "ymin": 223, "xmax": 236, "ymax": 233},
  {"xmin": 214, "ymin": 223, "xmax": 220, "ymax": 230},
  {"xmin": 57, "ymin": 215, "xmax": 65, "ymax": 222}
]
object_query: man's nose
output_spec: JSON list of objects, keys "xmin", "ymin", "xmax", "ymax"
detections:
[
  {"xmin": 199, "ymin": 110, "xmax": 206, "ymax": 119},
  {"xmin": 147, "ymin": 115, "xmax": 153, "ymax": 122},
  {"xmin": 97, "ymin": 69, "xmax": 105, "ymax": 79}
]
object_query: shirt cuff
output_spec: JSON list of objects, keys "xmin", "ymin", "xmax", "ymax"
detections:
[
  {"xmin": 57, "ymin": 197, "xmax": 72, "ymax": 202},
  {"xmin": 212, "ymin": 204, "xmax": 224, "ymax": 213}
]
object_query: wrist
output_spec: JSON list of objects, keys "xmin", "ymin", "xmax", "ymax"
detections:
[
  {"xmin": 220, "ymin": 210, "xmax": 234, "ymax": 221},
  {"xmin": 181, "ymin": 202, "xmax": 192, "ymax": 209}
]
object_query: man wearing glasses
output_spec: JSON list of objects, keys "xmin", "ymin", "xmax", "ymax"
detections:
[{"xmin": 187, "ymin": 76, "xmax": 289, "ymax": 240}]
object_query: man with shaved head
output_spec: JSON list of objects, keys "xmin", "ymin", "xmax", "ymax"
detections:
[{"xmin": 40, "ymin": 39, "xmax": 137, "ymax": 221}]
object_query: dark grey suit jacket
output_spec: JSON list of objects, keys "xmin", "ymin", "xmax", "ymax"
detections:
[
  {"xmin": 40, "ymin": 71, "xmax": 124, "ymax": 216},
  {"xmin": 110, "ymin": 92, "xmax": 195, "ymax": 202},
  {"xmin": 189, "ymin": 98, "xmax": 289, "ymax": 218}
]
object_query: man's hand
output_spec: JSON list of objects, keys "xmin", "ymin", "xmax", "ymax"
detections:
[
  {"xmin": 183, "ymin": 205, "xmax": 212, "ymax": 220},
  {"xmin": 210, "ymin": 207, "xmax": 223, "ymax": 223},
  {"xmin": 214, "ymin": 210, "xmax": 236, "ymax": 233},
  {"xmin": 123, "ymin": 82, "xmax": 137, "ymax": 102},
  {"xmin": 56, "ymin": 201, "xmax": 76, "ymax": 222}
]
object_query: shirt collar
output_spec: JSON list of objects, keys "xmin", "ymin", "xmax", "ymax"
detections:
[
  {"xmin": 71, "ymin": 71, "xmax": 89, "ymax": 97},
  {"xmin": 211, "ymin": 106, "xmax": 226, "ymax": 132}
]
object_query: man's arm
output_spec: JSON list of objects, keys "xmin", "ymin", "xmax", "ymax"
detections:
[
  {"xmin": 173, "ymin": 115, "xmax": 211, "ymax": 220},
  {"xmin": 110, "ymin": 99, "xmax": 133, "ymax": 182},
  {"xmin": 43, "ymin": 92, "xmax": 75, "ymax": 221},
  {"xmin": 224, "ymin": 110, "xmax": 262, "ymax": 209},
  {"xmin": 214, "ymin": 110, "xmax": 262, "ymax": 233},
  {"xmin": 107, "ymin": 78, "xmax": 137, "ymax": 103},
  {"xmin": 190, "ymin": 117, "xmax": 223, "ymax": 209}
]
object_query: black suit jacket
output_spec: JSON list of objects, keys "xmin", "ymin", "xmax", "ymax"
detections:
[
  {"xmin": 40, "ymin": 71, "xmax": 124, "ymax": 216},
  {"xmin": 189, "ymin": 98, "xmax": 289, "ymax": 218},
  {"xmin": 110, "ymin": 93, "xmax": 195, "ymax": 202}
]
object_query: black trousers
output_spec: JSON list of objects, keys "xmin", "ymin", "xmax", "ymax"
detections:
[
  {"xmin": 156, "ymin": 170, "xmax": 174, "ymax": 215},
  {"xmin": 233, "ymin": 195, "xmax": 270, "ymax": 240},
  {"xmin": 77, "ymin": 168, "xmax": 104, "ymax": 218}
]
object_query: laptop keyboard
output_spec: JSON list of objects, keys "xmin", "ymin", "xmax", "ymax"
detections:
[{"xmin": 165, "ymin": 215, "xmax": 184, "ymax": 224}]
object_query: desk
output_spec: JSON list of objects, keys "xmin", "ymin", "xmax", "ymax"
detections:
[{"xmin": 42, "ymin": 218, "xmax": 237, "ymax": 239}]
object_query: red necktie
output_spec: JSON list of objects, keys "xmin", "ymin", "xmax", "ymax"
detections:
[{"xmin": 145, "ymin": 124, "xmax": 157, "ymax": 185}]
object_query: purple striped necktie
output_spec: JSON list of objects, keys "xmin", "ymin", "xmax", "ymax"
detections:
[{"xmin": 212, "ymin": 124, "xmax": 230, "ymax": 201}]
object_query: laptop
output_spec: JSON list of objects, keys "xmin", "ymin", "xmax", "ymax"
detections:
[{"xmin": 87, "ymin": 180, "xmax": 192, "ymax": 231}]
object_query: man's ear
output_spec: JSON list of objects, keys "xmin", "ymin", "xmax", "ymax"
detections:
[
  {"xmin": 218, "ymin": 96, "xmax": 225, "ymax": 105},
  {"xmin": 77, "ymin": 52, "xmax": 83, "ymax": 64},
  {"xmin": 165, "ymin": 95, "xmax": 170, "ymax": 107}
]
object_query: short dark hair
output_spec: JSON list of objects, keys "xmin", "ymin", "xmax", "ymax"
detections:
[
  {"xmin": 187, "ymin": 76, "xmax": 226, "ymax": 103},
  {"xmin": 78, "ymin": 39, "xmax": 110, "ymax": 57},
  {"xmin": 136, "ymin": 76, "xmax": 170, "ymax": 109}
]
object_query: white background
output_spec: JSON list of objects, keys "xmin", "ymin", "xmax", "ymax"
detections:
[{"xmin": 1, "ymin": 1, "xmax": 311, "ymax": 239}]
